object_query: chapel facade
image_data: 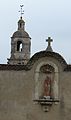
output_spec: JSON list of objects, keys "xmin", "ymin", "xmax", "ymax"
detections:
[{"xmin": 0, "ymin": 14, "xmax": 71, "ymax": 120}]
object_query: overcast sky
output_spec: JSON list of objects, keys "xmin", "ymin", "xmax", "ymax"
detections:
[{"xmin": 0, "ymin": 0, "xmax": 71, "ymax": 64}]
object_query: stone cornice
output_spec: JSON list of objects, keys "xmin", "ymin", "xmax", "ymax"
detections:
[{"xmin": 0, "ymin": 64, "xmax": 29, "ymax": 71}]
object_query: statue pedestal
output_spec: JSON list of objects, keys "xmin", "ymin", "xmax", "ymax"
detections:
[{"xmin": 34, "ymin": 97, "xmax": 59, "ymax": 112}]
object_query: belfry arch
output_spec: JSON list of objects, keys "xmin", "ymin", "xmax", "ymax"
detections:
[{"xmin": 17, "ymin": 41, "xmax": 23, "ymax": 52}]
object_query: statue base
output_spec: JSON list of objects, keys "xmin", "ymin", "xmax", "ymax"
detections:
[{"xmin": 33, "ymin": 97, "xmax": 59, "ymax": 112}]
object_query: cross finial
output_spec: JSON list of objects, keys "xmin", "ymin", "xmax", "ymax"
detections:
[
  {"xmin": 46, "ymin": 37, "xmax": 53, "ymax": 47},
  {"xmin": 19, "ymin": 5, "xmax": 24, "ymax": 18}
]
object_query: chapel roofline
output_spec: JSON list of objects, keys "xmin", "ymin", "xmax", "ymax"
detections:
[
  {"xmin": 0, "ymin": 64, "xmax": 29, "ymax": 71},
  {"xmin": 1, "ymin": 51, "xmax": 70, "ymax": 71}
]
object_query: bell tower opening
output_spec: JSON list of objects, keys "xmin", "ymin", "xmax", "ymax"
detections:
[
  {"xmin": 17, "ymin": 41, "xmax": 23, "ymax": 52},
  {"xmin": 20, "ymin": 23, "xmax": 22, "ymax": 29}
]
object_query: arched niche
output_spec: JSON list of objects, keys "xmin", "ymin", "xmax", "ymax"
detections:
[{"xmin": 34, "ymin": 61, "xmax": 59, "ymax": 100}]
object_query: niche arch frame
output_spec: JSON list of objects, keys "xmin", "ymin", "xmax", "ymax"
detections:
[{"xmin": 34, "ymin": 61, "xmax": 59, "ymax": 100}]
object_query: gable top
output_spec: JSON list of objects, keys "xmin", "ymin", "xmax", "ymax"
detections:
[{"xmin": 27, "ymin": 51, "xmax": 67, "ymax": 68}]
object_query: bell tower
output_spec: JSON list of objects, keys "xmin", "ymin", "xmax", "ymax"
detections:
[{"xmin": 8, "ymin": 6, "xmax": 31, "ymax": 65}]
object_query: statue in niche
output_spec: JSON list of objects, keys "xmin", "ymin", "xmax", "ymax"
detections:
[
  {"xmin": 39, "ymin": 64, "xmax": 54, "ymax": 99},
  {"xmin": 43, "ymin": 76, "xmax": 51, "ymax": 99}
]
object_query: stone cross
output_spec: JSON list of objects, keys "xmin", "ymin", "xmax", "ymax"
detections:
[{"xmin": 46, "ymin": 37, "xmax": 53, "ymax": 47}]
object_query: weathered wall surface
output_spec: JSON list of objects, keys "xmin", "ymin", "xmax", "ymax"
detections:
[
  {"xmin": 0, "ymin": 56, "xmax": 71, "ymax": 120},
  {"xmin": 60, "ymin": 72, "xmax": 71, "ymax": 120},
  {"xmin": 0, "ymin": 69, "xmax": 34, "ymax": 120}
]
